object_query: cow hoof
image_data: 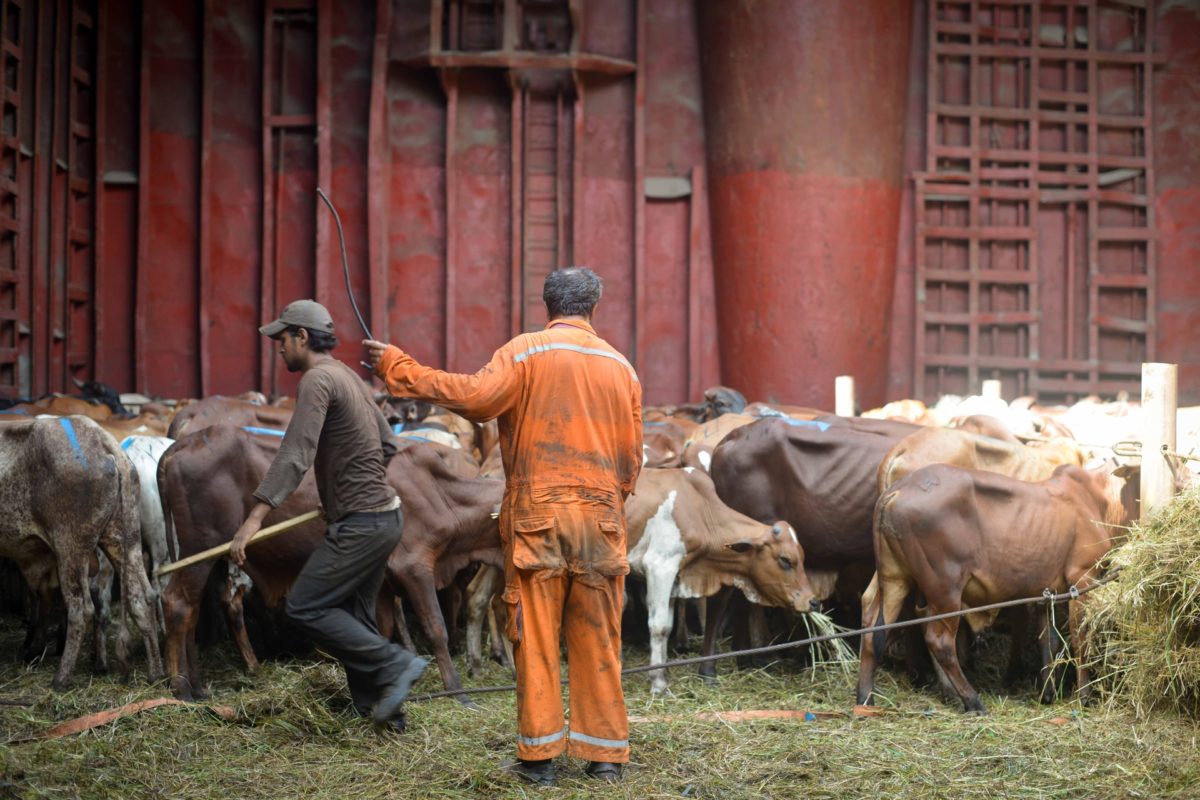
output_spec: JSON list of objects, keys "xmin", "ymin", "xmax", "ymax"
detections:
[
  {"xmin": 51, "ymin": 677, "xmax": 72, "ymax": 692},
  {"xmin": 700, "ymin": 673, "xmax": 718, "ymax": 687},
  {"xmin": 170, "ymin": 677, "xmax": 196, "ymax": 701},
  {"xmin": 454, "ymin": 694, "xmax": 480, "ymax": 710},
  {"xmin": 92, "ymin": 662, "xmax": 110, "ymax": 676}
]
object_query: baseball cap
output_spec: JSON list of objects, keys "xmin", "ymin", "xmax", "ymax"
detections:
[{"xmin": 259, "ymin": 299, "xmax": 335, "ymax": 338}]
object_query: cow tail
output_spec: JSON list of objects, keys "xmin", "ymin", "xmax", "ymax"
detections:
[
  {"xmin": 158, "ymin": 451, "xmax": 179, "ymax": 564},
  {"xmin": 870, "ymin": 490, "xmax": 900, "ymax": 658}
]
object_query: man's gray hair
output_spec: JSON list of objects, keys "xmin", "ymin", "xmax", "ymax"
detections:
[{"xmin": 543, "ymin": 267, "xmax": 603, "ymax": 319}]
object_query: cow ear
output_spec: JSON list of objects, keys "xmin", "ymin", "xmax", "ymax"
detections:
[
  {"xmin": 725, "ymin": 540, "xmax": 755, "ymax": 554},
  {"xmin": 1113, "ymin": 464, "xmax": 1138, "ymax": 479}
]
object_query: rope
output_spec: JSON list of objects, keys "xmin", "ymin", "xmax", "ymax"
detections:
[{"xmin": 407, "ymin": 568, "xmax": 1123, "ymax": 703}]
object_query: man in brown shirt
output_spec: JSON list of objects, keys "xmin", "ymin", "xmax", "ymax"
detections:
[{"xmin": 230, "ymin": 299, "xmax": 426, "ymax": 732}]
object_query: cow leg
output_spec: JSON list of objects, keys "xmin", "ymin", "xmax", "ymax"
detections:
[
  {"xmin": 672, "ymin": 598, "xmax": 691, "ymax": 652},
  {"xmin": 921, "ymin": 597, "xmax": 986, "ymax": 714},
  {"xmin": 396, "ymin": 566, "xmax": 476, "ymax": 708},
  {"xmin": 97, "ymin": 508, "xmax": 164, "ymax": 683},
  {"xmin": 1035, "ymin": 606, "xmax": 1069, "ymax": 705},
  {"xmin": 465, "ymin": 564, "xmax": 502, "ymax": 678},
  {"xmin": 391, "ymin": 595, "xmax": 417, "ymax": 651},
  {"xmin": 644, "ymin": 557, "xmax": 682, "ymax": 695},
  {"xmin": 1068, "ymin": 584, "xmax": 1097, "ymax": 705},
  {"xmin": 856, "ymin": 572, "xmax": 910, "ymax": 706},
  {"xmin": 488, "ymin": 595, "xmax": 514, "ymax": 672},
  {"xmin": 699, "ymin": 587, "xmax": 733, "ymax": 683},
  {"xmin": 221, "ymin": 564, "xmax": 259, "ymax": 673},
  {"xmin": 1005, "ymin": 606, "xmax": 1031, "ymax": 686},
  {"xmin": 162, "ymin": 564, "xmax": 215, "ymax": 700},
  {"xmin": 90, "ymin": 551, "xmax": 115, "ymax": 675},
  {"xmin": 52, "ymin": 553, "xmax": 95, "ymax": 691}
]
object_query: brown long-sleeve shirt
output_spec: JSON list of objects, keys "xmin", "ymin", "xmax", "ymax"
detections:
[
  {"xmin": 254, "ymin": 359, "xmax": 398, "ymax": 521},
  {"xmin": 375, "ymin": 318, "xmax": 642, "ymax": 499}
]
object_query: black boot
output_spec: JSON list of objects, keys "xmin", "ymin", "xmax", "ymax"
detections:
[
  {"xmin": 585, "ymin": 761, "xmax": 623, "ymax": 782},
  {"xmin": 507, "ymin": 758, "xmax": 557, "ymax": 786}
]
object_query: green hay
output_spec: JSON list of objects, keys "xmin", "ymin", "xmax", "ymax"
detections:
[
  {"xmin": 3, "ymin": 616, "xmax": 1200, "ymax": 799},
  {"xmin": 1084, "ymin": 485, "xmax": 1200, "ymax": 719}
]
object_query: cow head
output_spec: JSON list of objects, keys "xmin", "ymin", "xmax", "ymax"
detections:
[
  {"xmin": 73, "ymin": 378, "xmax": 130, "ymax": 416},
  {"xmin": 724, "ymin": 521, "xmax": 820, "ymax": 614},
  {"xmin": 703, "ymin": 385, "xmax": 747, "ymax": 421}
]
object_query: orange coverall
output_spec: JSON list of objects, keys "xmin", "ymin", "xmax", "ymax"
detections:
[{"xmin": 375, "ymin": 318, "xmax": 642, "ymax": 763}]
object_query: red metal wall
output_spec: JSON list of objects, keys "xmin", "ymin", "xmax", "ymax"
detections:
[
  {"xmin": 6, "ymin": 0, "xmax": 1200, "ymax": 407},
  {"xmin": 1154, "ymin": 1, "xmax": 1200, "ymax": 398},
  {"xmin": 698, "ymin": 0, "xmax": 914, "ymax": 410}
]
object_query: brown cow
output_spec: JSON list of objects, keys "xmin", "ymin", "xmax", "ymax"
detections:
[
  {"xmin": 166, "ymin": 395, "xmax": 293, "ymax": 439},
  {"xmin": 159, "ymin": 425, "xmax": 502, "ymax": 704},
  {"xmin": 856, "ymin": 462, "xmax": 1133, "ymax": 713},
  {"xmin": 641, "ymin": 416, "xmax": 699, "ymax": 469},
  {"xmin": 878, "ymin": 426, "xmax": 1087, "ymax": 495},
  {"xmin": 0, "ymin": 416, "xmax": 162, "ymax": 688},
  {"xmin": 710, "ymin": 416, "xmax": 917, "ymax": 599},
  {"xmin": 679, "ymin": 413, "xmax": 756, "ymax": 472},
  {"xmin": 625, "ymin": 467, "xmax": 819, "ymax": 694}
]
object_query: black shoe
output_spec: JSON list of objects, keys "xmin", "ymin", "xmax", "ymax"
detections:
[
  {"xmin": 506, "ymin": 758, "xmax": 557, "ymax": 786},
  {"xmin": 371, "ymin": 656, "xmax": 429, "ymax": 729},
  {"xmin": 585, "ymin": 761, "xmax": 623, "ymax": 782}
]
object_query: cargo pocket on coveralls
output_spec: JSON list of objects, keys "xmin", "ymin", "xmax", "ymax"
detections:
[
  {"xmin": 592, "ymin": 517, "xmax": 630, "ymax": 577},
  {"xmin": 510, "ymin": 517, "xmax": 564, "ymax": 571},
  {"xmin": 502, "ymin": 585, "xmax": 522, "ymax": 644}
]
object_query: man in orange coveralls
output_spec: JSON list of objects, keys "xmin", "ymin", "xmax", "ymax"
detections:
[{"xmin": 363, "ymin": 267, "xmax": 642, "ymax": 786}]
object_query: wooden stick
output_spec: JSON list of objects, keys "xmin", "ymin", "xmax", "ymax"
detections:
[{"xmin": 156, "ymin": 509, "xmax": 324, "ymax": 577}]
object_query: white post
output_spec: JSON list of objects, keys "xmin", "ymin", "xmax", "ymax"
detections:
[
  {"xmin": 1140, "ymin": 362, "xmax": 1178, "ymax": 523},
  {"xmin": 981, "ymin": 379, "xmax": 1002, "ymax": 400},
  {"xmin": 835, "ymin": 375, "xmax": 855, "ymax": 417}
]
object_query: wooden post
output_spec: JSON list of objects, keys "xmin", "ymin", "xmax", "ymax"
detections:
[
  {"xmin": 835, "ymin": 375, "xmax": 855, "ymax": 417},
  {"xmin": 1140, "ymin": 362, "xmax": 1178, "ymax": 523},
  {"xmin": 981, "ymin": 379, "xmax": 1002, "ymax": 400}
]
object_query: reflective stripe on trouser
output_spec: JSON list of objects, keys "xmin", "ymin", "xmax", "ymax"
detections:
[{"xmin": 511, "ymin": 568, "xmax": 629, "ymax": 762}]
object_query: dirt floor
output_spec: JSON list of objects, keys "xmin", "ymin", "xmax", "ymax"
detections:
[{"xmin": 1, "ymin": 617, "xmax": 1199, "ymax": 800}]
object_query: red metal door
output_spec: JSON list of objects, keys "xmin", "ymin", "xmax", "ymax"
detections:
[{"xmin": 916, "ymin": 0, "xmax": 1158, "ymax": 403}]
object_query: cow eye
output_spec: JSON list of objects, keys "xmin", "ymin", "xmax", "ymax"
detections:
[{"xmin": 777, "ymin": 556, "xmax": 793, "ymax": 571}]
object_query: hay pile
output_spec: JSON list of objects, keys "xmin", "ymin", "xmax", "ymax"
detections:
[{"xmin": 1085, "ymin": 485, "xmax": 1200, "ymax": 718}]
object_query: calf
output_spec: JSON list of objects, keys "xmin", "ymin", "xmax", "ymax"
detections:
[
  {"xmin": 856, "ymin": 462, "xmax": 1132, "ymax": 713},
  {"xmin": 0, "ymin": 416, "xmax": 161, "ymax": 688},
  {"xmin": 626, "ymin": 467, "xmax": 819, "ymax": 694}
]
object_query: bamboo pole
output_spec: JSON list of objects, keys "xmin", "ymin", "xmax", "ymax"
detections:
[
  {"xmin": 156, "ymin": 509, "xmax": 324, "ymax": 577},
  {"xmin": 1140, "ymin": 362, "xmax": 1178, "ymax": 522}
]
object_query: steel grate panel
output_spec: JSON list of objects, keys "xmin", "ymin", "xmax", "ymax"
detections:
[{"xmin": 916, "ymin": 0, "xmax": 1157, "ymax": 404}]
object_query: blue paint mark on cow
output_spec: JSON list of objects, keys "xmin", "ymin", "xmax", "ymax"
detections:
[
  {"xmin": 242, "ymin": 426, "xmax": 285, "ymax": 437},
  {"xmin": 780, "ymin": 418, "xmax": 831, "ymax": 432},
  {"xmin": 0, "ymin": 408, "xmax": 30, "ymax": 416},
  {"xmin": 120, "ymin": 436, "xmax": 135, "ymax": 451},
  {"xmin": 396, "ymin": 435, "xmax": 441, "ymax": 445},
  {"xmin": 58, "ymin": 417, "xmax": 88, "ymax": 467}
]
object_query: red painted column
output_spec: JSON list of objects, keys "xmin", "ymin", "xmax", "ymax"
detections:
[
  {"xmin": 1154, "ymin": 1, "xmax": 1200, "ymax": 403},
  {"xmin": 699, "ymin": 0, "xmax": 913, "ymax": 409}
]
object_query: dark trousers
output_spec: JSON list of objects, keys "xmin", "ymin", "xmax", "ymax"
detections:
[{"xmin": 285, "ymin": 507, "xmax": 414, "ymax": 716}]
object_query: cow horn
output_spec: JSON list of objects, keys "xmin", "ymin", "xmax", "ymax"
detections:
[{"xmin": 73, "ymin": 377, "xmax": 85, "ymax": 389}]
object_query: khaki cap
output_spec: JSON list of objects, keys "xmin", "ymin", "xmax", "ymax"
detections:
[{"xmin": 259, "ymin": 299, "xmax": 335, "ymax": 337}]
